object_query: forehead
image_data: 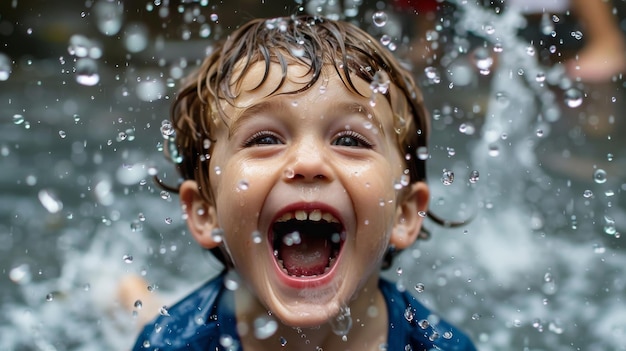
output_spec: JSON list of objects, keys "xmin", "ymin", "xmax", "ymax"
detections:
[{"xmin": 222, "ymin": 60, "xmax": 403, "ymax": 129}]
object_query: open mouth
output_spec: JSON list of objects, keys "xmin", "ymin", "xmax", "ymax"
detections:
[{"xmin": 270, "ymin": 209, "xmax": 345, "ymax": 278}]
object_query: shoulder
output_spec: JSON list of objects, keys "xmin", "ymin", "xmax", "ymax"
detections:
[
  {"xmin": 132, "ymin": 273, "xmax": 231, "ymax": 351},
  {"xmin": 379, "ymin": 279, "xmax": 477, "ymax": 351}
]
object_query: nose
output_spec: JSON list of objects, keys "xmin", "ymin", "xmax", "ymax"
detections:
[{"xmin": 284, "ymin": 136, "xmax": 333, "ymax": 182}]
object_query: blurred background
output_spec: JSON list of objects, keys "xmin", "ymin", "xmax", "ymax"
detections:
[{"xmin": 1, "ymin": 0, "xmax": 625, "ymax": 350}]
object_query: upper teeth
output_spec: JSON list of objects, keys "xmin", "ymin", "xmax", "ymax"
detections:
[{"xmin": 276, "ymin": 209, "xmax": 340, "ymax": 223}]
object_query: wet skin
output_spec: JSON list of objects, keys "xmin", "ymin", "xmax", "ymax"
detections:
[{"xmin": 180, "ymin": 62, "xmax": 429, "ymax": 349}]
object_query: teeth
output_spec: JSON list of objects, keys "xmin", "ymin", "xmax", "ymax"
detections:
[
  {"xmin": 295, "ymin": 210, "xmax": 307, "ymax": 221},
  {"xmin": 277, "ymin": 212, "xmax": 294, "ymax": 222},
  {"xmin": 309, "ymin": 209, "xmax": 322, "ymax": 221},
  {"xmin": 275, "ymin": 209, "xmax": 340, "ymax": 223}
]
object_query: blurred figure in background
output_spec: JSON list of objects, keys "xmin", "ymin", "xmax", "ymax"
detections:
[{"xmin": 510, "ymin": 0, "xmax": 626, "ymax": 83}]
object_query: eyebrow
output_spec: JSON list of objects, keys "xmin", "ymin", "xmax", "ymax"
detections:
[
  {"xmin": 228, "ymin": 99, "xmax": 386, "ymax": 137},
  {"xmin": 228, "ymin": 100, "xmax": 289, "ymax": 138}
]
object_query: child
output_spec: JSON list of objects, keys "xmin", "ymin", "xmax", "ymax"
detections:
[{"xmin": 132, "ymin": 15, "xmax": 476, "ymax": 351}]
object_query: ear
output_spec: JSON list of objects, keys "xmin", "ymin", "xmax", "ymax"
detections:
[
  {"xmin": 180, "ymin": 180, "xmax": 220, "ymax": 249},
  {"xmin": 390, "ymin": 181, "xmax": 430, "ymax": 249}
]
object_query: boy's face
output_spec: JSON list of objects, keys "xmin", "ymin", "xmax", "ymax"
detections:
[{"xmin": 183, "ymin": 61, "xmax": 428, "ymax": 327}]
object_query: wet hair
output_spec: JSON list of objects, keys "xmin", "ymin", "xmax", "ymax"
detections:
[{"xmin": 160, "ymin": 15, "xmax": 440, "ymax": 269}]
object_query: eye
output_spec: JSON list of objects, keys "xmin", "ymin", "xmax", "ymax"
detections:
[
  {"xmin": 332, "ymin": 130, "xmax": 373, "ymax": 148},
  {"xmin": 243, "ymin": 131, "xmax": 283, "ymax": 147}
]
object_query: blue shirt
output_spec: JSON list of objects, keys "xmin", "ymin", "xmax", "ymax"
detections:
[{"xmin": 132, "ymin": 272, "xmax": 476, "ymax": 350}]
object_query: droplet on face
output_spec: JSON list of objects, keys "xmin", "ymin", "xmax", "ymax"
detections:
[
  {"xmin": 237, "ymin": 179, "xmax": 249, "ymax": 191},
  {"xmin": 329, "ymin": 306, "xmax": 352, "ymax": 336},
  {"xmin": 372, "ymin": 11, "xmax": 388, "ymax": 27},
  {"xmin": 253, "ymin": 315, "xmax": 278, "ymax": 339},
  {"xmin": 252, "ymin": 230, "xmax": 262, "ymax": 244},
  {"xmin": 593, "ymin": 169, "xmax": 607, "ymax": 184},
  {"xmin": 214, "ymin": 166, "xmax": 222, "ymax": 175},
  {"xmin": 370, "ymin": 71, "xmax": 390, "ymax": 94}
]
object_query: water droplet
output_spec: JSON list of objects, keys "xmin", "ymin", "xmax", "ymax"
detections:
[
  {"xmin": 416, "ymin": 146, "xmax": 429, "ymax": 160},
  {"xmin": 404, "ymin": 307, "xmax": 414, "ymax": 322},
  {"xmin": 372, "ymin": 11, "xmax": 388, "ymax": 27},
  {"xmin": 471, "ymin": 313, "xmax": 481, "ymax": 320},
  {"xmin": 583, "ymin": 189, "xmax": 593, "ymax": 198},
  {"xmin": 279, "ymin": 336, "xmax": 287, "ymax": 346},
  {"xmin": 0, "ymin": 53, "xmax": 12, "ymax": 81},
  {"xmin": 142, "ymin": 340, "xmax": 151, "ymax": 348},
  {"xmin": 570, "ymin": 30, "xmax": 583, "ymax": 40},
  {"xmin": 424, "ymin": 66, "xmax": 440, "ymax": 84},
  {"xmin": 38, "ymin": 189, "xmax": 63, "ymax": 213},
  {"xmin": 159, "ymin": 305, "xmax": 170, "ymax": 316},
  {"xmin": 254, "ymin": 315, "xmax": 278, "ymax": 339},
  {"xmin": 252, "ymin": 230, "xmax": 262, "ymax": 244},
  {"xmin": 137, "ymin": 78, "xmax": 166, "ymax": 102},
  {"xmin": 124, "ymin": 23, "xmax": 149, "ymax": 53},
  {"xmin": 564, "ymin": 88, "xmax": 583, "ymax": 108},
  {"xmin": 603, "ymin": 216, "xmax": 617, "ymax": 235},
  {"xmin": 380, "ymin": 34, "xmax": 391, "ymax": 46},
  {"xmin": 418, "ymin": 319, "xmax": 430, "ymax": 329},
  {"xmin": 237, "ymin": 179, "xmax": 249, "ymax": 191},
  {"xmin": 468, "ymin": 170, "xmax": 480, "ymax": 183},
  {"xmin": 214, "ymin": 166, "xmax": 222, "ymax": 175},
  {"xmin": 75, "ymin": 58, "xmax": 100, "ymax": 86},
  {"xmin": 536, "ymin": 72, "xmax": 546, "ymax": 82},
  {"xmin": 414, "ymin": 283, "xmax": 425, "ymax": 293},
  {"xmin": 160, "ymin": 120, "xmax": 174, "ymax": 138},
  {"xmin": 211, "ymin": 228, "xmax": 224, "ymax": 243},
  {"xmin": 535, "ymin": 129, "xmax": 544, "ymax": 137},
  {"xmin": 12, "ymin": 114, "xmax": 24, "ymax": 125},
  {"xmin": 441, "ymin": 169, "xmax": 454, "ymax": 185},
  {"xmin": 488, "ymin": 144, "xmax": 500, "ymax": 157},
  {"xmin": 224, "ymin": 270, "xmax": 240, "ymax": 290},
  {"xmin": 164, "ymin": 217, "xmax": 173, "ymax": 224},
  {"xmin": 46, "ymin": 293, "xmax": 54, "ymax": 302},
  {"xmin": 9, "ymin": 264, "xmax": 31, "ymax": 284},
  {"xmin": 447, "ymin": 147, "xmax": 456, "ymax": 156},
  {"xmin": 543, "ymin": 272, "xmax": 553, "ymax": 283},
  {"xmin": 282, "ymin": 231, "xmax": 301, "ymax": 246},
  {"xmin": 593, "ymin": 169, "xmax": 607, "ymax": 184},
  {"xmin": 283, "ymin": 168, "xmax": 294, "ymax": 179},
  {"xmin": 329, "ymin": 306, "xmax": 352, "ymax": 336},
  {"xmin": 134, "ymin": 300, "xmax": 143, "ymax": 309},
  {"xmin": 418, "ymin": 211, "xmax": 426, "ymax": 218},
  {"xmin": 370, "ymin": 71, "xmax": 390, "ymax": 94},
  {"xmin": 160, "ymin": 190, "xmax": 171, "ymax": 200},
  {"xmin": 94, "ymin": 0, "xmax": 124, "ymax": 35},
  {"xmin": 123, "ymin": 254, "xmax": 134, "ymax": 263},
  {"xmin": 458, "ymin": 123, "xmax": 475, "ymax": 135}
]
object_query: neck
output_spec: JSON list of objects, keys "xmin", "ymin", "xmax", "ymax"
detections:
[{"xmin": 235, "ymin": 275, "xmax": 388, "ymax": 351}]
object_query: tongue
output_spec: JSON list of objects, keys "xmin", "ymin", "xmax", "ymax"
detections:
[{"xmin": 280, "ymin": 232, "xmax": 332, "ymax": 276}]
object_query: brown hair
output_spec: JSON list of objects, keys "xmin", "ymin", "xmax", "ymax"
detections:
[{"xmin": 160, "ymin": 15, "xmax": 435, "ymax": 268}]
